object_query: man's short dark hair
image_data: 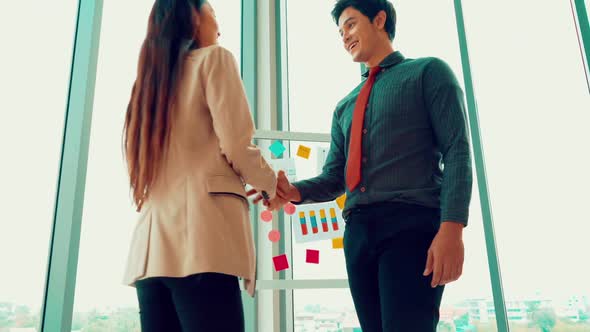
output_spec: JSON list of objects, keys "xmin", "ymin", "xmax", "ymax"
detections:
[{"xmin": 331, "ymin": 0, "xmax": 397, "ymax": 41}]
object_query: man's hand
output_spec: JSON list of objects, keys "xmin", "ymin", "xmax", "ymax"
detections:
[
  {"xmin": 423, "ymin": 221, "xmax": 465, "ymax": 288},
  {"xmin": 246, "ymin": 170, "xmax": 301, "ymax": 211}
]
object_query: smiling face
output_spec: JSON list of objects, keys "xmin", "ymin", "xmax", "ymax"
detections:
[{"xmin": 338, "ymin": 6, "xmax": 388, "ymax": 63}]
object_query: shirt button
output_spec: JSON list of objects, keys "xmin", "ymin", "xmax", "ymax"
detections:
[
  {"xmin": 363, "ymin": 129, "xmax": 368, "ymax": 134},
  {"xmin": 360, "ymin": 187, "xmax": 366, "ymax": 192}
]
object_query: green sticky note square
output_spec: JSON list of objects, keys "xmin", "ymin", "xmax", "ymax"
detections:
[{"xmin": 269, "ymin": 141, "xmax": 286, "ymax": 157}]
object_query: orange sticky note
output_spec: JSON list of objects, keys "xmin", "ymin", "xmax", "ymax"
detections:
[
  {"xmin": 332, "ymin": 237, "xmax": 344, "ymax": 249},
  {"xmin": 335, "ymin": 194, "xmax": 347, "ymax": 210},
  {"xmin": 296, "ymin": 145, "xmax": 311, "ymax": 159}
]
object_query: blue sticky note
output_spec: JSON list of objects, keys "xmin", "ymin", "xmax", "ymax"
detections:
[{"xmin": 269, "ymin": 141, "xmax": 286, "ymax": 157}]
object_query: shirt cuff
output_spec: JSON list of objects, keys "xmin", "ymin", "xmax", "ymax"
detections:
[
  {"xmin": 291, "ymin": 181, "xmax": 312, "ymax": 205},
  {"xmin": 441, "ymin": 211, "xmax": 469, "ymax": 227}
]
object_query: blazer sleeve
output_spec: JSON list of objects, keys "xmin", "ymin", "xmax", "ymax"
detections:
[{"xmin": 202, "ymin": 46, "xmax": 277, "ymax": 198}]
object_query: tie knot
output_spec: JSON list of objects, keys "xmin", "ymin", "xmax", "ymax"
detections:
[{"xmin": 369, "ymin": 66, "xmax": 382, "ymax": 78}]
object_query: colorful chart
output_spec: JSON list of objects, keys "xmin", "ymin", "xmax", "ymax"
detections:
[{"xmin": 292, "ymin": 201, "xmax": 345, "ymax": 243}]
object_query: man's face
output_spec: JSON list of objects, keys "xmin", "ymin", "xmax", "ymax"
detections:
[{"xmin": 338, "ymin": 7, "xmax": 378, "ymax": 63}]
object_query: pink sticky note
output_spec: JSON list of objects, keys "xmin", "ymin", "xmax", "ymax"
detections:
[
  {"xmin": 261, "ymin": 210, "xmax": 273, "ymax": 222},
  {"xmin": 268, "ymin": 230, "xmax": 281, "ymax": 243},
  {"xmin": 284, "ymin": 203, "xmax": 296, "ymax": 215},
  {"xmin": 306, "ymin": 249, "xmax": 320, "ymax": 264},
  {"xmin": 273, "ymin": 254, "xmax": 289, "ymax": 271}
]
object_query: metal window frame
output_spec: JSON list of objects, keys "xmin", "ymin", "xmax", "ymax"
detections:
[
  {"xmin": 572, "ymin": 0, "xmax": 590, "ymax": 93},
  {"xmin": 40, "ymin": 0, "xmax": 104, "ymax": 331},
  {"xmin": 274, "ymin": 1, "xmax": 294, "ymax": 332},
  {"xmin": 242, "ymin": 0, "xmax": 259, "ymax": 331},
  {"xmin": 453, "ymin": 1, "xmax": 509, "ymax": 331}
]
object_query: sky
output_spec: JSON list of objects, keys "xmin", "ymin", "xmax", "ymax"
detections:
[{"xmin": 0, "ymin": 0, "xmax": 589, "ymax": 322}]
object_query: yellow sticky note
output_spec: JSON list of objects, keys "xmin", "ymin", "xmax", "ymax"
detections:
[
  {"xmin": 297, "ymin": 145, "xmax": 311, "ymax": 159},
  {"xmin": 336, "ymin": 194, "xmax": 347, "ymax": 210},
  {"xmin": 332, "ymin": 237, "xmax": 344, "ymax": 249}
]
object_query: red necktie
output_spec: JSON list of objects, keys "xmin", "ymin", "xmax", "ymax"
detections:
[{"xmin": 346, "ymin": 66, "xmax": 382, "ymax": 192}]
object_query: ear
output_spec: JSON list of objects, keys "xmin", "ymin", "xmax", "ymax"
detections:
[{"xmin": 373, "ymin": 10, "xmax": 387, "ymax": 30}]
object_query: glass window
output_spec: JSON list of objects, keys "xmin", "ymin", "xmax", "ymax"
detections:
[
  {"xmin": 464, "ymin": 0, "xmax": 590, "ymax": 331},
  {"xmin": 286, "ymin": 141, "xmax": 348, "ymax": 281},
  {"xmin": 394, "ymin": 1, "xmax": 497, "ymax": 330},
  {"xmin": 72, "ymin": 1, "xmax": 242, "ymax": 329},
  {"xmin": 286, "ymin": 0, "xmax": 361, "ymax": 134},
  {"xmin": 0, "ymin": 1, "xmax": 78, "ymax": 330},
  {"xmin": 293, "ymin": 289, "xmax": 357, "ymax": 332}
]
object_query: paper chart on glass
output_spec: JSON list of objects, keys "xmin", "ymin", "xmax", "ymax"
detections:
[{"xmin": 292, "ymin": 201, "xmax": 345, "ymax": 243}]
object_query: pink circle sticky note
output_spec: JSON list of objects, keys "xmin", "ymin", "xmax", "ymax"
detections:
[
  {"xmin": 284, "ymin": 203, "xmax": 296, "ymax": 215},
  {"xmin": 268, "ymin": 230, "xmax": 281, "ymax": 242},
  {"xmin": 261, "ymin": 210, "xmax": 273, "ymax": 222}
]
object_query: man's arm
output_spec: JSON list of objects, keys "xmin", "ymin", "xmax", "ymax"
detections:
[
  {"xmin": 423, "ymin": 57, "xmax": 473, "ymax": 226},
  {"xmin": 422, "ymin": 57, "xmax": 472, "ymax": 287},
  {"xmin": 291, "ymin": 110, "xmax": 347, "ymax": 204}
]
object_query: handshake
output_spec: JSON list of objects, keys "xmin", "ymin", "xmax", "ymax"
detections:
[{"xmin": 247, "ymin": 170, "xmax": 302, "ymax": 211}]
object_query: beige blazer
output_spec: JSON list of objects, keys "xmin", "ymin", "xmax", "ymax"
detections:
[{"xmin": 122, "ymin": 45, "xmax": 277, "ymax": 296}]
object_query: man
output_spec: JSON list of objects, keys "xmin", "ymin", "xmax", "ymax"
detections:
[{"xmin": 250, "ymin": 0, "xmax": 472, "ymax": 330}]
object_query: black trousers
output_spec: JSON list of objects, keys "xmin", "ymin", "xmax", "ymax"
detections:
[
  {"xmin": 135, "ymin": 272, "xmax": 244, "ymax": 332},
  {"xmin": 344, "ymin": 202, "xmax": 445, "ymax": 332}
]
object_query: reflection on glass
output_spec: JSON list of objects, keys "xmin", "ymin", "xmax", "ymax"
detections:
[
  {"xmin": 72, "ymin": 1, "xmax": 242, "ymax": 330},
  {"xmin": 0, "ymin": 1, "xmax": 78, "ymax": 331},
  {"xmin": 463, "ymin": 0, "xmax": 590, "ymax": 331}
]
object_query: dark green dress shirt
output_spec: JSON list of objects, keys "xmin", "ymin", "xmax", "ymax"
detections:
[{"xmin": 292, "ymin": 51, "xmax": 473, "ymax": 226}]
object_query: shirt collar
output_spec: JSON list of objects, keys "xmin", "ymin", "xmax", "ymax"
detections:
[{"xmin": 362, "ymin": 51, "xmax": 405, "ymax": 77}]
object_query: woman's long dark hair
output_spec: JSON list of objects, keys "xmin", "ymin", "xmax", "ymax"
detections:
[{"xmin": 124, "ymin": 0, "xmax": 204, "ymax": 211}]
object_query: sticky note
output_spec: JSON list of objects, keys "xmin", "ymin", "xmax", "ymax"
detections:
[
  {"xmin": 284, "ymin": 203, "xmax": 296, "ymax": 215},
  {"xmin": 306, "ymin": 249, "xmax": 320, "ymax": 264},
  {"xmin": 261, "ymin": 210, "xmax": 273, "ymax": 222},
  {"xmin": 332, "ymin": 237, "xmax": 344, "ymax": 249},
  {"xmin": 268, "ymin": 230, "xmax": 281, "ymax": 243},
  {"xmin": 296, "ymin": 145, "xmax": 311, "ymax": 159},
  {"xmin": 273, "ymin": 254, "xmax": 289, "ymax": 271},
  {"xmin": 269, "ymin": 141, "xmax": 286, "ymax": 157},
  {"xmin": 335, "ymin": 194, "xmax": 346, "ymax": 210}
]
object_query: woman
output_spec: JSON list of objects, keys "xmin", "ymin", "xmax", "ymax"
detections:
[{"xmin": 122, "ymin": 1, "xmax": 277, "ymax": 330}]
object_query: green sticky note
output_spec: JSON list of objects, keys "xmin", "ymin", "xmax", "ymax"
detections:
[{"xmin": 269, "ymin": 141, "xmax": 286, "ymax": 157}]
